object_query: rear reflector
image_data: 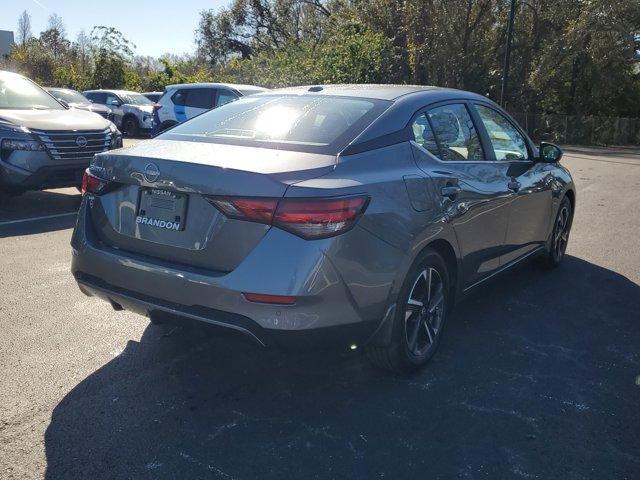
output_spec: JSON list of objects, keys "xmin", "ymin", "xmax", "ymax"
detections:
[
  {"xmin": 243, "ymin": 293, "xmax": 296, "ymax": 305},
  {"xmin": 206, "ymin": 195, "xmax": 369, "ymax": 240},
  {"xmin": 81, "ymin": 169, "xmax": 115, "ymax": 196}
]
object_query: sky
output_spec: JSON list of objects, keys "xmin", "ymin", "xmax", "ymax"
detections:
[{"xmin": 2, "ymin": 0, "xmax": 228, "ymax": 57}]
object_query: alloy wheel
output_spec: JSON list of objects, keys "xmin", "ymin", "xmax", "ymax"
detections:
[
  {"xmin": 404, "ymin": 267, "xmax": 445, "ymax": 357},
  {"xmin": 553, "ymin": 205, "xmax": 570, "ymax": 261}
]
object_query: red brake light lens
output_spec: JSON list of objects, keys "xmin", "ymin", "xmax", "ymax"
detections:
[
  {"xmin": 274, "ymin": 196, "xmax": 369, "ymax": 239},
  {"xmin": 81, "ymin": 169, "xmax": 114, "ymax": 196},
  {"xmin": 207, "ymin": 195, "xmax": 369, "ymax": 239},
  {"xmin": 206, "ymin": 197, "xmax": 278, "ymax": 223}
]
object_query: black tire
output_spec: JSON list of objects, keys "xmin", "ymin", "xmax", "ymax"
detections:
[
  {"xmin": 367, "ymin": 249, "xmax": 450, "ymax": 373},
  {"xmin": 122, "ymin": 116, "xmax": 139, "ymax": 137},
  {"xmin": 544, "ymin": 196, "xmax": 572, "ymax": 268}
]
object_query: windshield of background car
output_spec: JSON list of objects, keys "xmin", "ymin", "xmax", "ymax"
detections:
[
  {"xmin": 120, "ymin": 93, "xmax": 153, "ymax": 106},
  {"xmin": 0, "ymin": 75, "xmax": 64, "ymax": 110},
  {"xmin": 161, "ymin": 95, "xmax": 390, "ymax": 154},
  {"xmin": 50, "ymin": 89, "xmax": 88, "ymax": 104}
]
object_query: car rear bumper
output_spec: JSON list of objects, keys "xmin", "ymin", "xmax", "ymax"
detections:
[
  {"xmin": 74, "ymin": 272, "xmax": 377, "ymax": 349},
  {"xmin": 71, "ymin": 199, "xmax": 391, "ymax": 349}
]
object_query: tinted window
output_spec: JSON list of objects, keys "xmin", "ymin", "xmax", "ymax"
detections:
[
  {"xmin": 104, "ymin": 93, "xmax": 121, "ymax": 106},
  {"xmin": 426, "ymin": 104, "xmax": 484, "ymax": 161},
  {"xmin": 476, "ymin": 105, "xmax": 529, "ymax": 161},
  {"xmin": 163, "ymin": 95, "xmax": 389, "ymax": 154},
  {"xmin": 216, "ymin": 90, "xmax": 237, "ymax": 107},
  {"xmin": 411, "ymin": 113, "xmax": 440, "ymax": 157},
  {"xmin": 171, "ymin": 89, "xmax": 187, "ymax": 106},
  {"xmin": 185, "ymin": 88, "xmax": 215, "ymax": 109},
  {"xmin": 86, "ymin": 92, "xmax": 106, "ymax": 104}
]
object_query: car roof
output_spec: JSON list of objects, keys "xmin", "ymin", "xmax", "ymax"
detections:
[
  {"xmin": 0, "ymin": 70, "xmax": 29, "ymax": 81},
  {"xmin": 164, "ymin": 82, "xmax": 268, "ymax": 91},
  {"xmin": 83, "ymin": 89, "xmax": 141, "ymax": 95},
  {"xmin": 259, "ymin": 84, "xmax": 486, "ymax": 101},
  {"xmin": 261, "ymin": 84, "xmax": 495, "ymax": 154},
  {"xmin": 45, "ymin": 87, "xmax": 77, "ymax": 92}
]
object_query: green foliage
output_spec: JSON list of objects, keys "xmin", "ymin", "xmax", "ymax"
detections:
[{"xmin": 6, "ymin": 1, "xmax": 640, "ymax": 120}]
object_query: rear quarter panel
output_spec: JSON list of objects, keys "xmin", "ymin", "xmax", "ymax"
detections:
[{"xmin": 286, "ymin": 142, "xmax": 461, "ymax": 324}]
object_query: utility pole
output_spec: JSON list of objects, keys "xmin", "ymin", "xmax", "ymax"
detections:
[{"xmin": 500, "ymin": 0, "xmax": 517, "ymax": 107}]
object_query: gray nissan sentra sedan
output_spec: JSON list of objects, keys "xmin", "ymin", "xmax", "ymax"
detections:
[{"xmin": 71, "ymin": 84, "xmax": 575, "ymax": 372}]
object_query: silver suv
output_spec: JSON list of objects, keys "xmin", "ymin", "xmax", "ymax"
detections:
[
  {"xmin": 0, "ymin": 71, "xmax": 122, "ymax": 195},
  {"xmin": 83, "ymin": 89, "xmax": 156, "ymax": 137}
]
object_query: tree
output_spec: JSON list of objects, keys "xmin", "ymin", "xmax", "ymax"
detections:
[
  {"xmin": 75, "ymin": 30, "xmax": 91, "ymax": 75},
  {"xmin": 196, "ymin": 0, "xmax": 331, "ymax": 66},
  {"xmin": 90, "ymin": 26, "xmax": 134, "ymax": 88},
  {"xmin": 40, "ymin": 13, "xmax": 69, "ymax": 62},
  {"xmin": 16, "ymin": 10, "xmax": 32, "ymax": 46}
]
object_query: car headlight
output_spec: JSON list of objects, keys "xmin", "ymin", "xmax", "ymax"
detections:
[
  {"xmin": 0, "ymin": 120, "xmax": 30, "ymax": 135},
  {"xmin": 108, "ymin": 122, "xmax": 123, "ymax": 149},
  {"xmin": 108, "ymin": 122, "xmax": 121, "ymax": 135},
  {"xmin": 1, "ymin": 138, "xmax": 44, "ymax": 151}
]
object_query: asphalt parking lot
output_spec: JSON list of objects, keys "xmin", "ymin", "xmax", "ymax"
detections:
[{"xmin": 1, "ymin": 143, "xmax": 639, "ymax": 479}]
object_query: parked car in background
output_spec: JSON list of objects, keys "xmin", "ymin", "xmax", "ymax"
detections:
[
  {"xmin": 83, "ymin": 89, "xmax": 156, "ymax": 137},
  {"xmin": 143, "ymin": 91, "xmax": 162, "ymax": 103},
  {"xmin": 72, "ymin": 84, "xmax": 574, "ymax": 373},
  {"xmin": 45, "ymin": 87, "xmax": 114, "ymax": 122},
  {"xmin": 152, "ymin": 83, "xmax": 267, "ymax": 134},
  {"xmin": 0, "ymin": 71, "xmax": 122, "ymax": 195}
]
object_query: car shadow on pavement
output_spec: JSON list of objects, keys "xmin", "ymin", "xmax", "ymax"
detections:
[
  {"xmin": 43, "ymin": 255, "xmax": 640, "ymax": 480},
  {"xmin": 0, "ymin": 189, "xmax": 81, "ymax": 238}
]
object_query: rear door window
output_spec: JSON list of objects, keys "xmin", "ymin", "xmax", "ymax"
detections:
[
  {"xmin": 475, "ymin": 105, "xmax": 529, "ymax": 161},
  {"xmin": 171, "ymin": 89, "xmax": 188, "ymax": 106},
  {"xmin": 185, "ymin": 88, "xmax": 215, "ymax": 109},
  {"xmin": 425, "ymin": 104, "xmax": 484, "ymax": 161},
  {"xmin": 411, "ymin": 113, "xmax": 440, "ymax": 157}
]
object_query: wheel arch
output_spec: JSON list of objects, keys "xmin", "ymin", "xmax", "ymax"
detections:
[
  {"xmin": 122, "ymin": 112, "xmax": 139, "ymax": 124},
  {"xmin": 367, "ymin": 235, "xmax": 460, "ymax": 348},
  {"xmin": 564, "ymin": 188, "xmax": 576, "ymax": 224},
  {"xmin": 426, "ymin": 238, "xmax": 458, "ymax": 304}
]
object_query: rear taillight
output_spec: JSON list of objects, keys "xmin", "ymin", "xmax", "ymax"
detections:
[
  {"xmin": 206, "ymin": 195, "xmax": 369, "ymax": 239},
  {"xmin": 81, "ymin": 169, "xmax": 115, "ymax": 196}
]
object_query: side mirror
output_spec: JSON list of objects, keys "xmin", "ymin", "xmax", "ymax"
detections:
[
  {"xmin": 538, "ymin": 142, "xmax": 563, "ymax": 163},
  {"xmin": 108, "ymin": 99, "xmax": 121, "ymax": 107}
]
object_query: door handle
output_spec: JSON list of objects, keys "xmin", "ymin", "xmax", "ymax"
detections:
[
  {"xmin": 441, "ymin": 185, "xmax": 462, "ymax": 199},
  {"xmin": 508, "ymin": 180, "xmax": 521, "ymax": 192}
]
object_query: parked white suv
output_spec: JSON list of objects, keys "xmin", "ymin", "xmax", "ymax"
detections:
[
  {"xmin": 152, "ymin": 83, "xmax": 267, "ymax": 134},
  {"xmin": 83, "ymin": 89, "xmax": 156, "ymax": 137}
]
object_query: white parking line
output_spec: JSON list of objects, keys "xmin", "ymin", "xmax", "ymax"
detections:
[{"xmin": 0, "ymin": 212, "xmax": 77, "ymax": 226}]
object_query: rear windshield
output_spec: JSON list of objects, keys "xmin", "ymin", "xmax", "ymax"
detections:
[{"xmin": 161, "ymin": 95, "xmax": 390, "ymax": 154}]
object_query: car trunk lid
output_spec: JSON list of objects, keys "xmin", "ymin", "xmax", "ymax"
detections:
[{"xmin": 88, "ymin": 139, "xmax": 335, "ymax": 272}]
